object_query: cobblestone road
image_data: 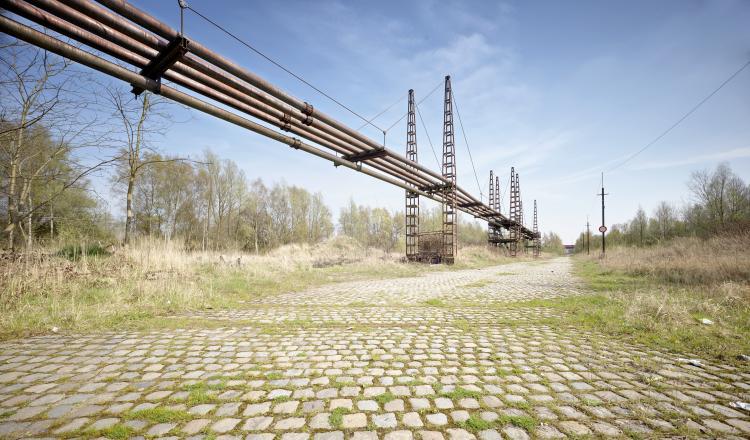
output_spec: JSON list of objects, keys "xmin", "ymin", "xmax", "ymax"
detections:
[{"xmin": 1, "ymin": 258, "xmax": 749, "ymax": 439}]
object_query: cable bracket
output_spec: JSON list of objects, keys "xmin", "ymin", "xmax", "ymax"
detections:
[{"xmin": 132, "ymin": 35, "xmax": 189, "ymax": 96}]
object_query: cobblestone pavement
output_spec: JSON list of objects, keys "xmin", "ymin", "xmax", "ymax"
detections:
[
  {"xmin": 251, "ymin": 259, "xmax": 582, "ymax": 306},
  {"xmin": 1, "ymin": 258, "xmax": 749, "ymax": 439}
]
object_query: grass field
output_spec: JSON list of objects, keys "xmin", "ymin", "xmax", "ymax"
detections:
[
  {"xmin": 522, "ymin": 234, "xmax": 750, "ymax": 363},
  {"xmin": 0, "ymin": 237, "xmax": 530, "ymax": 339}
]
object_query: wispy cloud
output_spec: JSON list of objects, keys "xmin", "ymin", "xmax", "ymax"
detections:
[{"xmin": 631, "ymin": 147, "xmax": 750, "ymax": 170}]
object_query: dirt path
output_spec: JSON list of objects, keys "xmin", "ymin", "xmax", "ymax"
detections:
[{"xmin": 1, "ymin": 258, "xmax": 749, "ymax": 439}]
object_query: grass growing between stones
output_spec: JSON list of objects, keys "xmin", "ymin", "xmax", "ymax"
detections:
[
  {"xmin": 459, "ymin": 279, "xmax": 493, "ymax": 289},
  {"xmin": 458, "ymin": 413, "xmax": 538, "ymax": 433},
  {"xmin": 498, "ymin": 414, "xmax": 537, "ymax": 431},
  {"xmin": 123, "ymin": 407, "xmax": 192, "ymax": 423},
  {"xmin": 509, "ymin": 238, "xmax": 750, "ymax": 362},
  {"xmin": 328, "ymin": 407, "xmax": 350, "ymax": 428},
  {"xmin": 440, "ymin": 387, "xmax": 482, "ymax": 399},
  {"xmin": 95, "ymin": 424, "xmax": 133, "ymax": 440},
  {"xmin": 459, "ymin": 415, "xmax": 493, "ymax": 431},
  {"xmin": 374, "ymin": 392, "xmax": 396, "ymax": 405}
]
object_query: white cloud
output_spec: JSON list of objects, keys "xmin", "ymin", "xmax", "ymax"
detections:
[{"xmin": 631, "ymin": 147, "xmax": 750, "ymax": 170}]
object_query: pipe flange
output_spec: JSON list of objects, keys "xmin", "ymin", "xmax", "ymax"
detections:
[
  {"xmin": 301, "ymin": 102, "xmax": 314, "ymax": 126},
  {"xmin": 279, "ymin": 111, "xmax": 292, "ymax": 131}
]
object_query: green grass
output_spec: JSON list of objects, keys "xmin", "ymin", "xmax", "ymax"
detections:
[
  {"xmin": 423, "ymin": 298, "xmax": 446, "ymax": 307},
  {"xmin": 329, "ymin": 407, "xmax": 349, "ymax": 428},
  {"xmin": 453, "ymin": 319, "xmax": 472, "ymax": 331},
  {"xmin": 459, "ymin": 415, "xmax": 493, "ymax": 431},
  {"xmin": 508, "ymin": 257, "xmax": 750, "ymax": 363},
  {"xmin": 97, "ymin": 424, "xmax": 133, "ymax": 440},
  {"xmin": 0, "ymin": 242, "xmax": 515, "ymax": 340},
  {"xmin": 440, "ymin": 387, "xmax": 481, "ymax": 399},
  {"xmin": 374, "ymin": 392, "xmax": 396, "ymax": 405},
  {"xmin": 180, "ymin": 381, "xmax": 223, "ymax": 405},
  {"xmin": 123, "ymin": 407, "xmax": 192, "ymax": 423},
  {"xmin": 498, "ymin": 414, "xmax": 537, "ymax": 431},
  {"xmin": 457, "ymin": 413, "xmax": 538, "ymax": 433}
]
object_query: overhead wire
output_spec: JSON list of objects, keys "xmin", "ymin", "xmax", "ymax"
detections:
[
  {"xmin": 383, "ymin": 80, "xmax": 443, "ymax": 134},
  {"xmin": 185, "ymin": 5, "xmax": 385, "ymax": 133},
  {"xmin": 608, "ymin": 57, "xmax": 750, "ymax": 171},
  {"xmin": 415, "ymin": 101, "xmax": 441, "ymax": 169},
  {"xmin": 451, "ymin": 90, "xmax": 484, "ymax": 200},
  {"xmin": 356, "ymin": 92, "xmax": 407, "ymax": 131}
]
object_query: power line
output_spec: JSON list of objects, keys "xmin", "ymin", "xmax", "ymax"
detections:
[
  {"xmin": 356, "ymin": 93, "xmax": 407, "ymax": 131},
  {"xmin": 415, "ymin": 101, "xmax": 441, "ymax": 169},
  {"xmin": 609, "ymin": 57, "xmax": 750, "ymax": 171},
  {"xmin": 186, "ymin": 6, "xmax": 384, "ymax": 132},
  {"xmin": 451, "ymin": 90, "xmax": 483, "ymax": 199}
]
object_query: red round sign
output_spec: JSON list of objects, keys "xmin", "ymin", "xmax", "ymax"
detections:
[{"xmin": 598, "ymin": 225, "xmax": 607, "ymax": 233}]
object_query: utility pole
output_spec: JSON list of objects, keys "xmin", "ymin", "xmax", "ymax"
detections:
[
  {"xmin": 586, "ymin": 216, "xmax": 590, "ymax": 255},
  {"xmin": 596, "ymin": 172, "xmax": 609, "ymax": 256}
]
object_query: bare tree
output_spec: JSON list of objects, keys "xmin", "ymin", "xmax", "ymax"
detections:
[
  {"xmin": 688, "ymin": 162, "xmax": 749, "ymax": 233},
  {"xmin": 106, "ymin": 88, "xmax": 176, "ymax": 245},
  {"xmin": 653, "ymin": 201, "xmax": 676, "ymax": 240},
  {"xmin": 0, "ymin": 41, "xmax": 105, "ymax": 251}
]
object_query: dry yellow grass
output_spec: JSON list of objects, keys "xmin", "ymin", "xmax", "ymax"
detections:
[
  {"xmin": 566, "ymin": 233, "xmax": 750, "ymax": 361},
  {"xmin": 0, "ymin": 237, "xmax": 520, "ymax": 339},
  {"xmin": 597, "ymin": 233, "xmax": 750, "ymax": 284}
]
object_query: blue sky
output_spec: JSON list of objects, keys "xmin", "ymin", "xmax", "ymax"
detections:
[{"xmin": 131, "ymin": 0, "xmax": 750, "ymax": 243}]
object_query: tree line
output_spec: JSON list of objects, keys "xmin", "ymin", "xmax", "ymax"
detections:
[{"xmin": 574, "ymin": 163, "xmax": 750, "ymax": 252}]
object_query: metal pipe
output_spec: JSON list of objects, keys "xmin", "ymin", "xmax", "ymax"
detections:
[
  {"xmin": 0, "ymin": 15, "xmax": 449, "ymax": 203},
  {"xmin": 58, "ymin": 0, "xmax": 495, "ymax": 210},
  {"xmin": 47, "ymin": 0, "xmax": 440, "ymax": 189},
  {"xmin": 0, "ymin": 5, "xmax": 534, "ymax": 237},
  {"xmin": 13, "ymin": 0, "xmax": 435, "ymax": 190},
  {"xmin": 93, "ymin": 0, "xmax": 454, "ymax": 185}
]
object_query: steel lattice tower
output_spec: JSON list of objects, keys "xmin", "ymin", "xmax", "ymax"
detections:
[
  {"xmin": 405, "ymin": 89, "xmax": 419, "ymax": 261},
  {"xmin": 517, "ymin": 173, "xmax": 528, "ymax": 254},
  {"xmin": 509, "ymin": 167, "xmax": 520, "ymax": 256},
  {"xmin": 533, "ymin": 199, "xmax": 540, "ymax": 258},
  {"xmin": 442, "ymin": 76, "xmax": 457, "ymax": 264},
  {"xmin": 488, "ymin": 170, "xmax": 496, "ymax": 244},
  {"xmin": 495, "ymin": 175, "xmax": 505, "ymax": 247}
]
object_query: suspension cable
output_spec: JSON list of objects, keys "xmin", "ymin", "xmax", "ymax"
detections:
[
  {"xmin": 185, "ymin": 5, "xmax": 385, "ymax": 132},
  {"xmin": 383, "ymin": 80, "xmax": 443, "ymax": 134},
  {"xmin": 415, "ymin": 101, "xmax": 441, "ymax": 169},
  {"xmin": 451, "ymin": 90, "xmax": 483, "ymax": 199},
  {"xmin": 356, "ymin": 92, "xmax": 407, "ymax": 131}
]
